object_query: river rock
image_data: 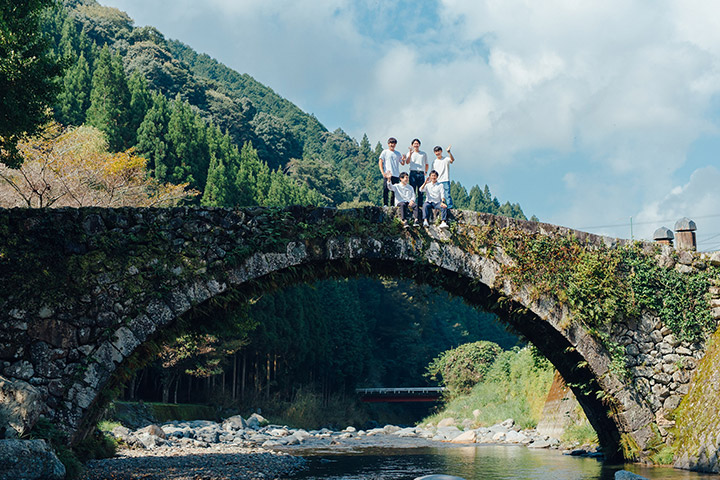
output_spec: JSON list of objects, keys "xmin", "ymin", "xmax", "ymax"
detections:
[
  {"xmin": 500, "ymin": 418, "xmax": 515, "ymax": 429},
  {"xmin": 394, "ymin": 427, "xmax": 417, "ymax": 437},
  {"xmin": 223, "ymin": 415, "xmax": 247, "ymax": 430},
  {"xmin": 139, "ymin": 424, "xmax": 166, "ymax": 439},
  {"xmin": 436, "ymin": 426, "xmax": 462, "ymax": 441},
  {"xmin": 505, "ymin": 430, "xmax": 528, "ymax": 443},
  {"xmin": 383, "ymin": 424, "xmax": 401, "ymax": 434},
  {"xmin": 0, "ymin": 439, "xmax": 65, "ymax": 480},
  {"xmin": 528, "ymin": 439, "xmax": 552, "ymax": 449},
  {"xmin": 437, "ymin": 418, "xmax": 456, "ymax": 428},
  {"xmin": 615, "ymin": 471, "xmax": 649, "ymax": 480},
  {"xmin": 246, "ymin": 413, "xmax": 267, "ymax": 429},
  {"xmin": 450, "ymin": 430, "xmax": 477, "ymax": 443}
]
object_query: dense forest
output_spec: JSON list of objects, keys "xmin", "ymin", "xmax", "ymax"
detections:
[
  {"xmin": 41, "ymin": 0, "xmax": 531, "ymax": 217},
  {"xmin": 6, "ymin": 0, "xmax": 537, "ymax": 420}
]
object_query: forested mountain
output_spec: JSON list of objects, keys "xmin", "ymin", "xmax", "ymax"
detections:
[
  {"xmin": 37, "ymin": 0, "xmax": 530, "ymax": 417},
  {"xmin": 45, "ymin": 0, "xmax": 530, "ymax": 215}
]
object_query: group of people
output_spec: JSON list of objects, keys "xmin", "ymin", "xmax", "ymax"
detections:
[{"xmin": 378, "ymin": 137, "xmax": 455, "ymax": 228}]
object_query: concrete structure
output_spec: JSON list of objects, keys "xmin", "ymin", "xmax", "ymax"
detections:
[{"xmin": 0, "ymin": 206, "xmax": 718, "ymax": 466}]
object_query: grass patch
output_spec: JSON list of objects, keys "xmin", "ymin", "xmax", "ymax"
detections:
[
  {"xmin": 30, "ymin": 418, "xmax": 117, "ymax": 480},
  {"xmin": 423, "ymin": 347, "xmax": 554, "ymax": 429},
  {"xmin": 561, "ymin": 417, "xmax": 598, "ymax": 446}
]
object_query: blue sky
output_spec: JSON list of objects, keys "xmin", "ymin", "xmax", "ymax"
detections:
[{"xmin": 101, "ymin": 0, "xmax": 720, "ymax": 250}]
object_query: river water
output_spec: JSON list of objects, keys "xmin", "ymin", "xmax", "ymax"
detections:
[{"xmin": 286, "ymin": 445, "xmax": 719, "ymax": 480}]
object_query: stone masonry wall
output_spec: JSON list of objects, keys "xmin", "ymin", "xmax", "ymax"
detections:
[{"xmin": 0, "ymin": 206, "xmax": 718, "ymax": 467}]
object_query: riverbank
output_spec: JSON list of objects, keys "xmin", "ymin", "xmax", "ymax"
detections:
[
  {"xmin": 81, "ymin": 414, "xmax": 599, "ymax": 479},
  {"xmin": 81, "ymin": 443, "xmax": 305, "ymax": 480}
]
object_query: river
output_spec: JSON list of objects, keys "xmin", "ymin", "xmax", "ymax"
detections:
[{"xmin": 287, "ymin": 445, "xmax": 719, "ymax": 480}]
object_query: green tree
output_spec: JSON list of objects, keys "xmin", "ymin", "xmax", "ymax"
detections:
[
  {"xmin": 235, "ymin": 142, "xmax": 270, "ymax": 206},
  {"xmin": 426, "ymin": 341, "xmax": 503, "ymax": 396},
  {"xmin": 136, "ymin": 92, "xmax": 170, "ymax": 179},
  {"xmin": 0, "ymin": 0, "xmax": 65, "ymax": 167},
  {"xmin": 56, "ymin": 51, "xmax": 91, "ymax": 126},
  {"xmin": 127, "ymin": 71, "xmax": 151, "ymax": 145},
  {"xmin": 201, "ymin": 126, "xmax": 241, "ymax": 207},
  {"xmin": 86, "ymin": 45, "xmax": 130, "ymax": 150},
  {"xmin": 166, "ymin": 97, "xmax": 210, "ymax": 189}
]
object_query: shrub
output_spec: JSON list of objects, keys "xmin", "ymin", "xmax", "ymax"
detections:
[{"xmin": 425, "ymin": 341, "xmax": 502, "ymax": 396}]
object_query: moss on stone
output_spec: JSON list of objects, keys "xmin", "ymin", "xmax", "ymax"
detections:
[{"xmin": 672, "ymin": 329, "xmax": 720, "ymax": 470}]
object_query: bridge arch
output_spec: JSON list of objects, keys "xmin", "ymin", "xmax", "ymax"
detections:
[{"xmin": 0, "ymin": 206, "xmax": 688, "ymax": 461}]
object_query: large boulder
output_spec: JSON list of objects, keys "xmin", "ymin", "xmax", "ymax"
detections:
[
  {"xmin": 450, "ymin": 430, "xmax": 477, "ymax": 443},
  {"xmin": 223, "ymin": 415, "xmax": 247, "ymax": 430},
  {"xmin": 0, "ymin": 439, "xmax": 65, "ymax": 480},
  {"xmin": 139, "ymin": 424, "xmax": 166, "ymax": 439},
  {"xmin": 0, "ymin": 376, "xmax": 44, "ymax": 437},
  {"xmin": 246, "ymin": 413, "xmax": 267, "ymax": 429}
]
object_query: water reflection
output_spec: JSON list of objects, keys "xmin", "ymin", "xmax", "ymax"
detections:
[{"xmin": 288, "ymin": 445, "xmax": 718, "ymax": 480}]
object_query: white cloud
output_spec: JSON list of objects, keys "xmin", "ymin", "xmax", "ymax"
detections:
[
  {"xmin": 101, "ymin": 0, "xmax": 720, "ymax": 246},
  {"xmin": 636, "ymin": 166, "xmax": 720, "ymax": 250}
]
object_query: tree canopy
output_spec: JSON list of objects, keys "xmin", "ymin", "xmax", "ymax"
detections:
[{"xmin": 0, "ymin": 0, "xmax": 64, "ymax": 167}]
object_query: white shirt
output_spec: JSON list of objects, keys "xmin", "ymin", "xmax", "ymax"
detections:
[
  {"xmin": 433, "ymin": 156, "xmax": 452, "ymax": 182},
  {"xmin": 380, "ymin": 149, "xmax": 403, "ymax": 177},
  {"xmin": 388, "ymin": 181, "xmax": 416, "ymax": 205},
  {"xmin": 421, "ymin": 181, "xmax": 445, "ymax": 204},
  {"xmin": 407, "ymin": 151, "xmax": 428, "ymax": 172}
]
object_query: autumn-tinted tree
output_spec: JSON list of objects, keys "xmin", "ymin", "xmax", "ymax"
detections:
[
  {"xmin": 0, "ymin": 0, "xmax": 65, "ymax": 167},
  {"xmin": 0, "ymin": 123, "xmax": 196, "ymax": 208}
]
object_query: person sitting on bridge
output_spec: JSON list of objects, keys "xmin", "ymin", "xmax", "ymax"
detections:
[
  {"xmin": 420, "ymin": 170, "xmax": 448, "ymax": 229},
  {"xmin": 387, "ymin": 172, "xmax": 420, "ymax": 228}
]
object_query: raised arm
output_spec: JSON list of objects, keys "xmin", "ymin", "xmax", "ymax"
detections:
[{"xmin": 447, "ymin": 145, "xmax": 455, "ymax": 163}]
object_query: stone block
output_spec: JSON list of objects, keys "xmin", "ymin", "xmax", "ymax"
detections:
[
  {"xmin": 663, "ymin": 395, "xmax": 682, "ymax": 411},
  {"xmin": 675, "ymin": 264, "xmax": 694, "ymax": 274},
  {"xmin": 707, "ymin": 251, "xmax": 720, "ymax": 267},
  {"xmin": 4, "ymin": 361, "xmax": 34, "ymax": 381},
  {"xmin": 0, "ymin": 439, "xmax": 65, "ymax": 480},
  {"xmin": 0, "ymin": 377, "xmax": 44, "ymax": 437}
]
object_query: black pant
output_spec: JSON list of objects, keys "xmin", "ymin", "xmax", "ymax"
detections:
[
  {"xmin": 398, "ymin": 201, "xmax": 419, "ymax": 221},
  {"xmin": 409, "ymin": 171, "xmax": 425, "ymax": 206},
  {"xmin": 383, "ymin": 176, "xmax": 400, "ymax": 206}
]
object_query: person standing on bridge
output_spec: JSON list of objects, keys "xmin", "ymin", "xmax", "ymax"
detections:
[
  {"xmin": 379, "ymin": 137, "xmax": 405, "ymax": 206},
  {"xmin": 387, "ymin": 172, "xmax": 420, "ymax": 227},
  {"xmin": 406, "ymin": 138, "xmax": 428, "ymax": 206},
  {"xmin": 432, "ymin": 145, "xmax": 455, "ymax": 209},
  {"xmin": 420, "ymin": 170, "xmax": 449, "ymax": 229}
]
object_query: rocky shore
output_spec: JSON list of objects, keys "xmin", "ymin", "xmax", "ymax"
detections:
[{"xmin": 80, "ymin": 413, "xmax": 598, "ymax": 479}]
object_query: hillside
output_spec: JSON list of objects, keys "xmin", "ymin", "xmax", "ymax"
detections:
[{"xmin": 46, "ymin": 0, "xmax": 529, "ymax": 216}]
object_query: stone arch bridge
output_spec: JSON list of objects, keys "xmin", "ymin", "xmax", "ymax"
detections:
[{"xmin": 0, "ymin": 206, "xmax": 718, "ymax": 464}]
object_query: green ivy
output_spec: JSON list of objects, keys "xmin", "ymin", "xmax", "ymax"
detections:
[{"xmin": 483, "ymin": 230, "xmax": 717, "ymax": 350}]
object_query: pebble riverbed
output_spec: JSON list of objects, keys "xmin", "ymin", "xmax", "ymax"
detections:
[{"xmin": 81, "ymin": 414, "xmax": 583, "ymax": 479}]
